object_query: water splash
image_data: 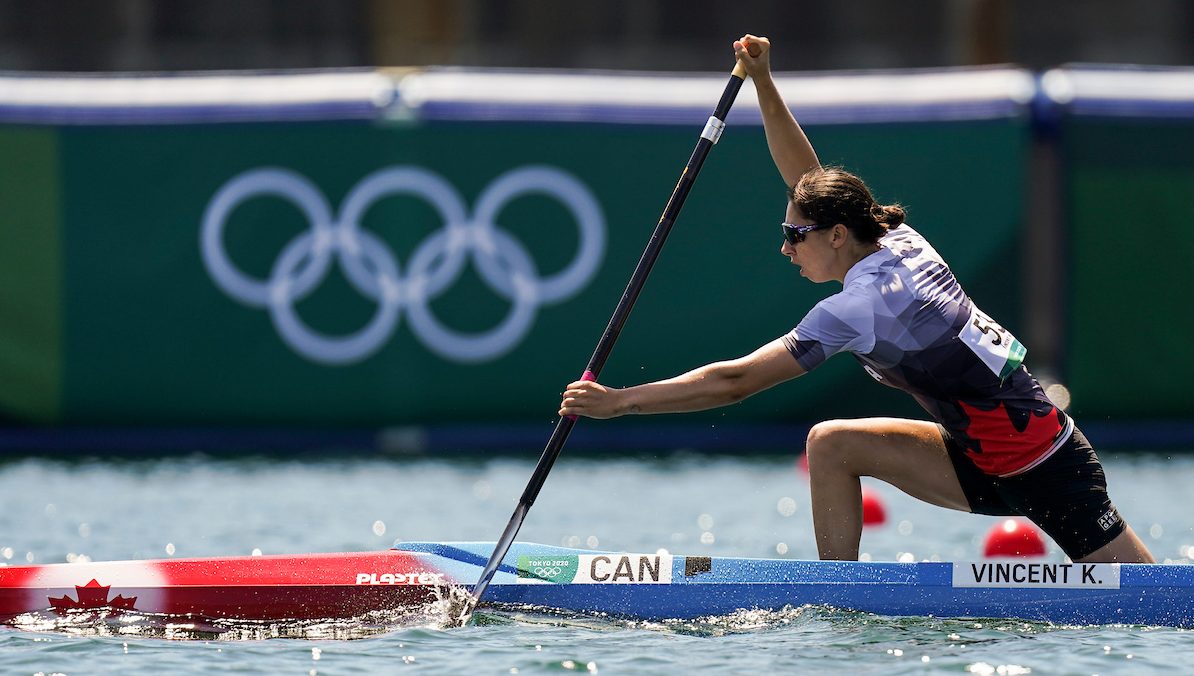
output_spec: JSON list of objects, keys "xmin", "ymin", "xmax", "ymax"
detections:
[
  {"xmin": 429, "ymin": 583, "xmax": 478, "ymax": 628},
  {"xmin": 2, "ymin": 595, "xmax": 1096, "ymax": 643},
  {"xmin": 480, "ymin": 602, "xmax": 1082, "ymax": 641},
  {"xmin": 5, "ymin": 595, "xmax": 473, "ymax": 641},
  {"xmin": 484, "ymin": 602, "xmax": 825, "ymax": 636}
]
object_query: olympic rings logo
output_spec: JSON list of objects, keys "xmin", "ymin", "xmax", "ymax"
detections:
[
  {"xmin": 200, "ymin": 165, "xmax": 605, "ymax": 365},
  {"xmin": 531, "ymin": 566, "xmax": 564, "ymax": 578}
]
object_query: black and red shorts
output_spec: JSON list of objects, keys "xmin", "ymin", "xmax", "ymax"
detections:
[{"xmin": 940, "ymin": 425, "xmax": 1126, "ymax": 560}]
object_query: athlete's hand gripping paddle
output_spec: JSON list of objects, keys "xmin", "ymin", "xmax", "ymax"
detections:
[{"xmin": 455, "ymin": 51, "xmax": 756, "ymax": 626}]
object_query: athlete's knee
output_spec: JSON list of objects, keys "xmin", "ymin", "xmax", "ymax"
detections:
[{"xmin": 805, "ymin": 420, "xmax": 863, "ymax": 471}]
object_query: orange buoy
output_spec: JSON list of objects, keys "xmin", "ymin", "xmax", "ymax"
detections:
[
  {"xmin": 983, "ymin": 518, "xmax": 1047, "ymax": 557},
  {"xmin": 861, "ymin": 487, "xmax": 887, "ymax": 527}
]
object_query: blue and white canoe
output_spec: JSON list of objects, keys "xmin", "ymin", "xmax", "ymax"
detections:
[
  {"xmin": 402, "ymin": 542, "xmax": 1194, "ymax": 627},
  {"xmin": 2, "ymin": 541, "xmax": 1191, "ymax": 627}
]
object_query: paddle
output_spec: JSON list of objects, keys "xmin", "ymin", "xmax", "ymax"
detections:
[{"xmin": 455, "ymin": 54, "xmax": 754, "ymax": 625}]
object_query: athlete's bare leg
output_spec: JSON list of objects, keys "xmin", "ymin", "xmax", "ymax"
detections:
[
  {"xmin": 804, "ymin": 417, "xmax": 1157, "ymax": 563},
  {"xmin": 1076, "ymin": 527, "xmax": 1155, "ymax": 563},
  {"xmin": 804, "ymin": 418, "xmax": 969, "ymax": 560}
]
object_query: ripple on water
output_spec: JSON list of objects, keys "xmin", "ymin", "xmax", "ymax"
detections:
[{"xmin": 5, "ymin": 602, "xmax": 1193, "ymax": 674}]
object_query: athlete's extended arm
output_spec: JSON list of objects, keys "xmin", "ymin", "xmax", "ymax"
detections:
[
  {"xmin": 733, "ymin": 35, "xmax": 820, "ymax": 187},
  {"xmin": 559, "ymin": 339, "xmax": 805, "ymax": 419}
]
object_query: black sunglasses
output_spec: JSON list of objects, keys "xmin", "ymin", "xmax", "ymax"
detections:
[{"xmin": 781, "ymin": 222, "xmax": 834, "ymax": 246}]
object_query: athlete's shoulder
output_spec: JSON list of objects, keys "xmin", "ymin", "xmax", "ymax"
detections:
[
  {"xmin": 881, "ymin": 222, "xmax": 925, "ymax": 244},
  {"xmin": 880, "ymin": 223, "xmax": 947, "ymax": 266}
]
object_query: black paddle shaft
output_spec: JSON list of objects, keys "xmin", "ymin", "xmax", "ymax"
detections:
[{"xmin": 467, "ymin": 64, "xmax": 749, "ymax": 609}]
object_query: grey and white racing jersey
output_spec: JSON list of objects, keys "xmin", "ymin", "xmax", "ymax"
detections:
[{"xmin": 783, "ymin": 224, "xmax": 1072, "ymax": 477}]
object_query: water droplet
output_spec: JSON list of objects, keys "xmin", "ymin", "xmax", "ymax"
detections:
[
  {"xmin": 312, "ymin": 647, "xmax": 322, "ymax": 661},
  {"xmin": 251, "ymin": 548, "xmax": 263, "ymax": 556},
  {"xmin": 566, "ymin": 535, "xmax": 581, "ymax": 547},
  {"xmin": 775, "ymin": 542, "xmax": 789, "ymax": 555},
  {"xmin": 697, "ymin": 514, "xmax": 714, "ymax": 530},
  {"xmin": 1044, "ymin": 382, "xmax": 1071, "ymax": 410},
  {"xmin": 44, "ymin": 503, "xmax": 56, "ymax": 516},
  {"xmin": 898, "ymin": 520, "xmax": 914, "ymax": 536},
  {"xmin": 585, "ymin": 535, "xmax": 599, "ymax": 548},
  {"xmin": 1150, "ymin": 524, "xmax": 1163, "ymax": 539},
  {"xmin": 776, "ymin": 497, "xmax": 797, "ymax": 517},
  {"xmin": 78, "ymin": 523, "xmax": 91, "ymax": 538},
  {"xmin": 700, "ymin": 531, "xmax": 715, "ymax": 545},
  {"xmin": 165, "ymin": 543, "xmax": 176, "ymax": 556},
  {"xmin": 472, "ymin": 480, "xmax": 492, "ymax": 500},
  {"xmin": 898, "ymin": 552, "xmax": 915, "ymax": 563},
  {"xmin": 1, "ymin": 547, "xmax": 12, "ymax": 560},
  {"xmin": 372, "ymin": 520, "xmax": 387, "ymax": 537}
]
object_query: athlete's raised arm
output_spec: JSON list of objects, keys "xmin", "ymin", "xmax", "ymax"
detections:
[
  {"xmin": 734, "ymin": 35, "xmax": 820, "ymax": 187},
  {"xmin": 559, "ymin": 339, "xmax": 805, "ymax": 419}
]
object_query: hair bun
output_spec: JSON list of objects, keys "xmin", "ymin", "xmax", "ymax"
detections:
[{"xmin": 872, "ymin": 203, "xmax": 906, "ymax": 226}]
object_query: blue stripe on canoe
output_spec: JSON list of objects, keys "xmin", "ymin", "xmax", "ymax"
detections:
[{"xmin": 394, "ymin": 542, "xmax": 521, "ymax": 576}]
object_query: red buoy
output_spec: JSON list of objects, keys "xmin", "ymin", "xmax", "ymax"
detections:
[
  {"xmin": 861, "ymin": 487, "xmax": 887, "ymax": 527},
  {"xmin": 983, "ymin": 518, "xmax": 1047, "ymax": 558},
  {"xmin": 797, "ymin": 451, "xmax": 809, "ymax": 474}
]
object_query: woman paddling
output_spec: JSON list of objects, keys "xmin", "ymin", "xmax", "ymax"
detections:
[{"xmin": 558, "ymin": 34, "xmax": 1154, "ymax": 564}]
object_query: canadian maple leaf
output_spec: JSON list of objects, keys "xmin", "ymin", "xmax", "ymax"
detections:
[{"xmin": 48, "ymin": 579, "xmax": 138, "ymax": 611}]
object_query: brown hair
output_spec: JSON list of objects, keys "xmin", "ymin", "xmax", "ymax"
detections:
[{"xmin": 788, "ymin": 166, "xmax": 905, "ymax": 244}]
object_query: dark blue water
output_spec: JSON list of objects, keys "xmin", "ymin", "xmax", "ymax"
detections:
[{"xmin": 1, "ymin": 452, "xmax": 1191, "ymax": 673}]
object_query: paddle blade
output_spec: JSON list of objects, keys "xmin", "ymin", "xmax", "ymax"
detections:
[{"xmin": 440, "ymin": 585, "xmax": 478, "ymax": 628}]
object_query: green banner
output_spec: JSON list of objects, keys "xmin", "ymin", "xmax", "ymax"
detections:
[
  {"xmin": 1065, "ymin": 120, "xmax": 1194, "ymax": 418},
  {"xmin": 0, "ymin": 127, "xmax": 61, "ymax": 423},
  {"xmin": 0, "ymin": 118, "xmax": 1028, "ymax": 426}
]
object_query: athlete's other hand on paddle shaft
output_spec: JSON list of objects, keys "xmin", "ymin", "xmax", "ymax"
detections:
[{"xmin": 559, "ymin": 339, "xmax": 805, "ymax": 421}]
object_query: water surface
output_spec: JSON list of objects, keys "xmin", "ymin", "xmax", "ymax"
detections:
[{"xmin": 1, "ymin": 451, "xmax": 1191, "ymax": 674}]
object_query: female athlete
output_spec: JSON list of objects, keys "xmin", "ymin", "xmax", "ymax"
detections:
[{"xmin": 558, "ymin": 35, "xmax": 1154, "ymax": 564}]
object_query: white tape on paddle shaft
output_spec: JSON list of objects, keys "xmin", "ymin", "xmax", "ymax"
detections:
[{"xmin": 701, "ymin": 116, "xmax": 726, "ymax": 144}]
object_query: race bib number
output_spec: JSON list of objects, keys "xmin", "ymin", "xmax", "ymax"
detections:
[{"xmin": 960, "ymin": 305, "xmax": 1026, "ymax": 380}]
